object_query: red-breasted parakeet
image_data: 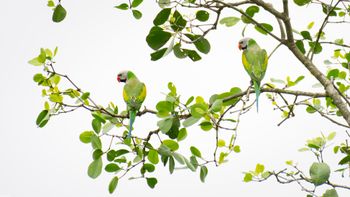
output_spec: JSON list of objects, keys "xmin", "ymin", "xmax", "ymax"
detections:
[
  {"xmin": 117, "ymin": 71, "xmax": 147, "ymax": 138},
  {"xmin": 238, "ymin": 38, "xmax": 268, "ymax": 112}
]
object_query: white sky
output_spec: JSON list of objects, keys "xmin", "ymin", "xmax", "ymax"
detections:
[{"xmin": 1, "ymin": 0, "xmax": 350, "ymax": 196}]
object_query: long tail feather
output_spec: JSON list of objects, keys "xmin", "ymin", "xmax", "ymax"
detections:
[
  {"xmin": 253, "ymin": 81, "xmax": 261, "ymax": 112},
  {"xmin": 128, "ymin": 110, "xmax": 137, "ymax": 138}
]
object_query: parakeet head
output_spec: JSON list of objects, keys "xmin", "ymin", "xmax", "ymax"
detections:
[
  {"xmin": 117, "ymin": 70, "xmax": 129, "ymax": 83},
  {"xmin": 238, "ymin": 37, "xmax": 252, "ymax": 50}
]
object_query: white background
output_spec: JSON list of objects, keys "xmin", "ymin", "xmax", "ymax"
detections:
[{"xmin": 1, "ymin": 0, "xmax": 350, "ymax": 196}]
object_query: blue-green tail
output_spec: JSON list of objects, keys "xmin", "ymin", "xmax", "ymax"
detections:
[
  {"xmin": 128, "ymin": 110, "xmax": 137, "ymax": 138},
  {"xmin": 253, "ymin": 81, "xmax": 261, "ymax": 112}
]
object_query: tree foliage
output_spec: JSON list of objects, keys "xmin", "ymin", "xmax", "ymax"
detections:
[{"xmin": 30, "ymin": 0, "xmax": 350, "ymax": 196}]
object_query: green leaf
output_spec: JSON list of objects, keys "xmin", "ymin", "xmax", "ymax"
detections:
[
  {"xmin": 141, "ymin": 163, "xmax": 155, "ymax": 174},
  {"xmin": 52, "ymin": 4, "xmax": 67, "ymax": 23},
  {"xmin": 131, "ymin": 0, "xmax": 143, "ymax": 8},
  {"xmin": 92, "ymin": 149, "xmax": 103, "ymax": 160},
  {"xmin": 219, "ymin": 17, "xmax": 240, "ymax": 27},
  {"xmin": 173, "ymin": 43, "xmax": 187, "ymax": 59},
  {"xmin": 91, "ymin": 135, "xmax": 102, "ymax": 149},
  {"xmin": 246, "ymin": 6, "xmax": 259, "ymax": 17},
  {"xmin": 184, "ymin": 34, "xmax": 211, "ymax": 54},
  {"xmin": 296, "ymin": 40, "xmax": 306, "ymax": 54},
  {"xmin": 158, "ymin": 0, "xmax": 170, "ymax": 8},
  {"xmin": 309, "ymin": 41, "xmax": 323, "ymax": 54},
  {"xmin": 36, "ymin": 110, "xmax": 49, "ymax": 128},
  {"xmin": 196, "ymin": 10, "xmax": 209, "ymax": 22},
  {"xmin": 53, "ymin": 47, "xmax": 58, "ymax": 56},
  {"xmin": 338, "ymin": 71, "xmax": 346, "ymax": 79},
  {"xmin": 102, "ymin": 122, "xmax": 114, "ymax": 134},
  {"xmin": 218, "ymin": 152, "xmax": 227, "ymax": 164},
  {"xmin": 161, "ymin": 155, "xmax": 168, "ymax": 166},
  {"xmin": 166, "ymin": 117, "xmax": 180, "ymax": 139},
  {"xmin": 49, "ymin": 74, "xmax": 61, "ymax": 85},
  {"xmin": 185, "ymin": 96, "xmax": 194, "ymax": 106},
  {"xmin": 218, "ymin": 139, "xmax": 225, "ymax": 147},
  {"xmin": 146, "ymin": 26, "xmax": 172, "ymax": 50},
  {"xmin": 190, "ymin": 103, "xmax": 208, "ymax": 118},
  {"xmin": 38, "ymin": 48, "xmax": 46, "ymax": 63},
  {"xmin": 190, "ymin": 146, "xmax": 202, "ymax": 158},
  {"xmin": 199, "ymin": 121, "xmax": 213, "ymax": 131},
  {"xmin": 333, "ymin": 146, "xmax": 340, "ymax": 154},
  {"xmin": 28, "ymin": 57, "xmax": 43, "ymax": 66},
  {"xmin": 200, "ymin": 166, "xmax": 208, "ymax": 183},
  {"xmin": 172, "ymin": 152, "xmax": 185, "ymax": 164},
  {"xmin": 157, "ymin": 118, "xmax": 173, "ymax": 133},
  {"xmin": 339, "ymin": 11, "xmax": 346, "ymax": 17},
  {"xmin": 107, "ymin": 150, "xmax": 116, "ymax": 161},
  {"xmin": 327, "ymin": 132, "xmax": 336, "ymax": 141},
  {"xmin": 323, "ymin": 189, "xmax": 338, "ymax": 197},
  {"xmin": 182, "ymin": 49, "xmax": 201, "ymax": 61},
  {"xmin": 45, "ymin": 48, "xmax": 53, "ymax": 58},
  {"xmin": 335, "ymin": 38, "xmax": 344, "ymax": 45},
  {"xmin": 241, "ymin": 15, "xmax": 252, "ymax": 24},
  {"xmin": 108, "ymin": 176, "xmax": 119, "ymax": 194},
  {"xmin": 156, "ymin": 101, "xmax": 173, "ymax": 115},
  {"xmin": 92, "ymin": 119, "xmax": 102, "ymax": 134},
  {"xmin": 243, "ymin": 173, "xmax": 253, "ymax": 182},
  {"xmin": 294, "ymin": 75, "xmax": 305, "ymax": 84},
  {"xmin": 158, "ymin": 144, "xmax": 172, "ymax": 156},
  {"xmin": 148, "ymin": 149, "xmax": 159, "ymax": 164},
  {"xmin": 233, "ymin": 145, "xmax": 241, "ymax": 153},
  {"xmin": 306, "ymin": 106, "xmax": 316, "ymax": 113},
  {"xmin": 184, "ymin": 157, "xmax": 196, "ymax": 171},
  {"xmin": 88, "ymin": 158, "xmax": 103, "ymax": 179},
  {"xmin": 79, "ymin": 131, "xmax": 94, "ymax": 143},
  {"xmin": 47, "ymin": 0, "xmax": 55, "ymax": 7},
  {"xmin": 177, "ymin": 128, "xmax": 187, "ymax": 141},
  {"xmin": 327, "ymin": 69, "xmax": 339, "ymax": 79},
  {"xmin": 169, "ymin": 156, "xmax": 175, "ymax": 174},
  {"xmin": 255, "ymin": 163, "xmax": 265, "ymax": 174},
  {"xmin": 254, "ymin": 23, "xmax": 273, "ymax": 35},
  {"xmin": 293, "ymin": 0, "xmax": 311, "ymax": 6},
  {"xmin": 301, "ymin": 31, "xmax": 312, "ymax": 41},
  {"xmin": 307, "ymin": 21, "xmax": 314, "ymax": 29},
  {"xmin": 163, "ymin": 139, "xmax": 179, "ymax": 151},
  {"xmin": 49, "ymin": 94, "xmax": 63, "ymax": 103},
  {"xmin": 150, "ymin": 48, "xmax": 167, "ymax": 61},
  {"xmin": 105, "ymin": 163, "xmax": 121, "ymax": 172},
  {"xmin": 183, "ymin": 116, "xmax": 200, "ymax": 127},
  {"xmin": 210, "ymin": 99, "xmax": 223, "ymax": 112},
  {"xmin": 339, "ymin": 155, "xmax": 350, "ymax": 165},
  {"xmin": 190, "ymin": 156, "xmax": 199, "ymax": 169},
  {"xmin": 309, "ymin": 162, "xmax": 330, "ymax": 186},
  {"xmin": 81, "ymin": 92, "xmax": 90, "ymax": 100},
  {"xmin": 115, "ymin": 149, "xmax": 129, "ymax": 157},
  {"xmin": 146, "ymin": 177, "xmax": 158, "ymax": 189},
  {"xmin": 322, "ymin": 3, "xmax": 337, "ymax": 16},
  {"xmin": 170, "ymin": 10, "xmax": 187, "ymax": 31},
  {"xmin": 153, "ymin": 8, "xmax": 172, "ymax": 25},
  {"xmin": 115, "ymin": 3, "xmax": 128, "ymax": 10},
  {"xmin": 132, "ymin": 10, "xmax": 142, "ymax": 19}
]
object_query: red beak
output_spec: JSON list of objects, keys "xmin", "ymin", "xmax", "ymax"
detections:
[
  {"xmin": 238, "ymin": 44, "xmax": 242, "ymax": 50},
  {"xmin": 117, "ymin": 76, "xmax": 121, "ymax": 82}
]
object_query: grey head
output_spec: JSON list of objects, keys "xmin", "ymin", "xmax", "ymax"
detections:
[{"xmin": 238, "ymin": 37, "xmax": 252, "ymax": 51}]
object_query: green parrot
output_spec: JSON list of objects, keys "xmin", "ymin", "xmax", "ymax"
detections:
[
  {"xmin": 238, "ymin": 37, "xmax": 268, "ymax": 112},
  {"xmin": 117, "ymin": 70, "xmax": 147, "ymax": 138}
]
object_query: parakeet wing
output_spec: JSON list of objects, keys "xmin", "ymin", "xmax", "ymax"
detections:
[
  {"xmin": 123, "ymin": 80, "xmax": 147, "ymax": 110},
  {"xmin": 242, "ymin": 47, "xmax": 268, "ymax": 83}
]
